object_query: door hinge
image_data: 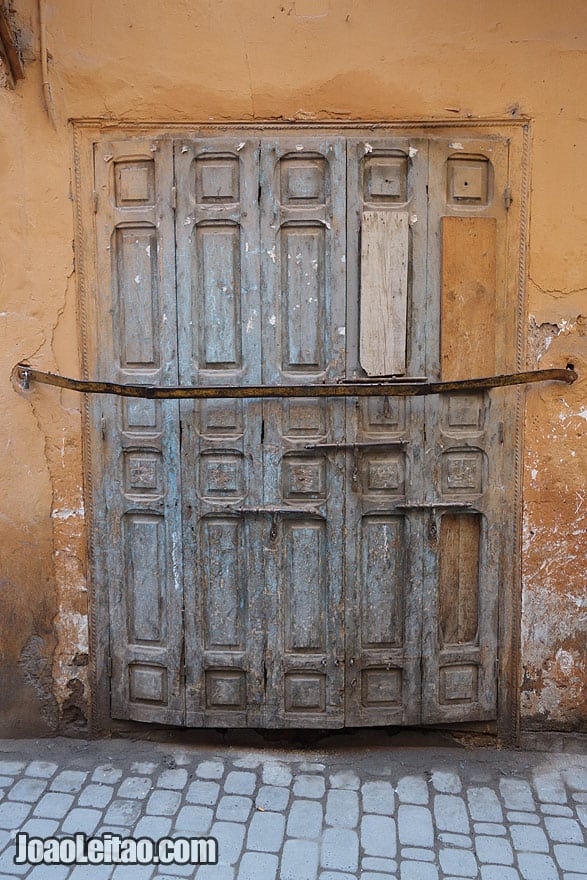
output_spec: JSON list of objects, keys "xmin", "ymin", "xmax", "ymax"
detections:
[
  {"xmin": 93, "ymin": 191, "xmax": 98, "ymax": 213},
  {"xmin": 171, "ymin": 186, "xmax": 177, "ymax": 211},
  {"xmin": 504, "ymin": 186, "xmax": 513, "ymax": 210}
]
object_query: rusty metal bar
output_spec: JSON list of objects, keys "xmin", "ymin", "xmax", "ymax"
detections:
[{"xmin": 13, "ymin": 364, "xmax": 577, "ymax": 400}]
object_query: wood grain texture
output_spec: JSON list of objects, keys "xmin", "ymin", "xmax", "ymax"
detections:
[
  {"xmin": 441, "ymin": 216, "xmax": 497, "ymax": 381},
  {"xmin": 439, "ymin": 513, "xmax": 480, "ymax": 646},
  {"xmin": 360, "ymin": 210, "xmax": 409, "ymax": 376}
]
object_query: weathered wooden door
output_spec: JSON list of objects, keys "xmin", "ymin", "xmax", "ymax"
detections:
[{"xmin": 91, "ymin": 129, "xmax": 512, "ymax": 728}]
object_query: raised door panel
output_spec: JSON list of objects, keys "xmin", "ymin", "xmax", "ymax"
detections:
[
  {"xmin": 174, "ymin": 138, "xmax": 265, "ymax": 726},
  {"xmin": 93, "ymin": 138, "xmax": 183, "ymax": 724},
  {"xmin": 260, "ymin": 137, "xmax": 346, "ymax": 727}
]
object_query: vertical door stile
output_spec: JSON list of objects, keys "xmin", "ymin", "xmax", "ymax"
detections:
[
  {"xmin": 422, "ymin": 136, "xmax": 510, "ymax": 723},
  {"xmin": 260, "ymin": 136, "xmax": 346, "ymax": 728},
  {"xmin": 345, "ymin": 137, "xmax": 428, "ymax": 726},
  {"xmin": 93, "ymin": 138, "xmax": 184, "ymax": 724},
  {"xmin": 175, "ymin": 137, "xmax": 264, "ymax": 727}
]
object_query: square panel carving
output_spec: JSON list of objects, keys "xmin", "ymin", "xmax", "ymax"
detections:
[
  {"xmin": 361, "ymin": 453, "xmax": 404, "ymax": 496},
  {"xmin": 205, "ymin": 670, "xmax": 245, "ymax": 709},
  {"xmin": 447, "ymin": 158, "xmax": 490, "ymax": 205},
  {"xmin": 285, "ymin": 673, "xmax": 326, "ymax": 712},
  {"xmin": 196, "ymin": 157, "xmax": 239, "ymax": 203},
  {"xmin": 284, "ymin": 400, "xmax": 325, "ymax": 437},
  {"xmin": 280, "ymin": 157, "xmax": 326, "ymax": 204},
  {"xmin": 442, "ymin": 450, "xmax": 484, "ymax": 494},
  {"xmin": 199, "ymin": 400, "xmax": 243, "ymax": 436},
  {"xmin": 364, "ymin": 156, "xmax": 408, "ymax": 203},
  {"xmin": 129, "ymin": 664, "xmax": 167, "ymax": 704},
  {"xmin": 125, "ymin": 453, "xmax": 161, "ymax": 495},
  {"xmin": 444, "ymin": 394, "xmax": 485, "ymax": 431},
  {"xmin": 124, "ymin": 398, "xmax": 159, "ymax": 431},
  {"xmin": 200, "ymin": 453, "xmax": 244, "ymax": 498},
  {"xmin": 115, "ymin": 160, "xmax": 155, "ymax": 206},
  {"xmin": 283, "ymin": 456, "xmax": 326, "ymax": 499},
  {"xmin": 363, "ymin": 397, "xmax": 405, "ymax": 433},
  {"xmin": 439, "ymin": 664, "xmax": 478, "ymax": 703},
  {"xmin": 362, "ymin": 668, "xmax": 402, "ymax": 706}
]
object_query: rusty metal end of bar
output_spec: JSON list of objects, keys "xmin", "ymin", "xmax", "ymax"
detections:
[{"xmin": 14, "ymin": 364, "xmax": 30, "ymax": 390}]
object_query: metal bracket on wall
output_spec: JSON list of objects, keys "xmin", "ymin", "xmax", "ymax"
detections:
[{"xmin": 12, "ymin": 364, "xmax": 577, "ymax": 400}]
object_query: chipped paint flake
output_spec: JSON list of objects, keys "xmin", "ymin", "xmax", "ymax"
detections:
[
  {"xmin": 408, "ymin": 146, "xmax": 418, "ymax": 158},
  {"xmin": 236, "ymin": 142, "xmax": 246, "ymax": 151},
  {"xmin": 449, "ymin": 142, "xmax": 464, "ymax": 150}
]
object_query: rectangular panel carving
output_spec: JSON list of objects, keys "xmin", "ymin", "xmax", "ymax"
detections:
[
  {"xmin": 447, "ymin": 157, "xmax": 490, "ymax": 205},
  {"xmin": 442, "ymin": 450, "xmax": 484, "ymax": 495},
  {"xmin": 280, "ymin": 157, "xmax": 326, "ymax": 205},
  {"xmin": 200, "ymin": 453, "xmax": 245, "ymax": 499},
  {"xmin": 439, "ymin": 514, "xmax": 481, "ymax": 646},
  {"xmin": 202, "ymin": 518, "xmax": 244, "ymax": 649},
  {"xmin": 124, "ymin": 514, "xmax": 165, "ymax": 643},
  {"xmin": 284, "ymin": 520, "xmax": 325, "ymax": 652},
  {"xmin": 439, "ymin": 664, "xmax": 478, "ymax": 703},
  {"xmin": 197, "ymin": 225, "xmax": 241, "ymax": 368},
  {"xmin": 285, "ymin": 674, "xmax": 326, "ymax": 712},
  {"xmin": 364, "ymin": 155, "xmax": 408, "ymax": 203},
  {"xmin": 363, "ymin": 396, "xmax": 405, "ymax": 433},
  {"xmin": 200, "ymin": 400, "xmax": 243, "ymax": 436},
  {"xmin": 282, "ymin": 455, "xmax": 326, "ymax": 500},
  {"xmin": 124, "ymin": 452, "xmax": 161, "ymax": 496},
  {"xmin": 205, "ymin": 670, "xmax": 245, "ymax": 708},
  {"xmin": 284, "ymin": 400, "xmax": 325, "ymax": 437},
  {"xmin": 361, "ymin": 517, "xmax": 405, "ymax": 648},
  {"xmin": 196, "ymin": 156, "xmax": 239, "ymax": 204},
  {"xmin": 129, "ymin": 664, "xmax": 167, "ymax": 704},
  {"xmin": 441, "ymin": 217, "xmax": 496, "ymax": 381},
  {"xmin": 444, "ymin": 394, "xmax": 485, "ymax": 431},
  {"xmin": 281, "ymin": 227, "xmax": 324, "ymax": 371},
  {"xmin": 362, "ymin": 668, "xmax": 402, "ymax": 706},
  {"xmin": 361, "ymin": 452, "xmax": 405, "ymax": 496},
  {"xmin": 116, "ymin": 227, "xmax": 159, "ymax": 367},
  {"xmin": 360, "ymin": 210, "xmax": 409, "ymax": 376},
  {"xmin": 115, "ymin": 160, "xmax": 155, "ymax": 206},
  {"xmin": 124, "ymin": 398, "xmax": 158, "ymax": 431}
]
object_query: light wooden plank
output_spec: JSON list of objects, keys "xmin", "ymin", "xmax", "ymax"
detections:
[
  {"xmin": 439, "ymin": 514, "xmax": 480, "ymax": 646},
  {"xmin": 441, "ymin": 216, "xmax": 497, "ymax": 381},
  {"xmin": 360, "ymin": 210, "xmax": 409, "ymax": 376}
]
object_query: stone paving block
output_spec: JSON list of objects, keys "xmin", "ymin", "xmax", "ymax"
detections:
[
  {"xmin": 61, "ymin": 807, "xmax": 102, "ymax": 834},
  {"xmin": 134, "ymin": 814, "xmax": 172, "ymax": 837},
  {"xmin": 20, "ymin": 817, "xmax": 59, "ymax": 836},
  {"xmin": 157, "ymin": 769, "xmax": 188, "ymax": 790},
  {"xmin": 326, "ymin": 788, "xmax": 359, "ymax": 828},
  {"xmin": 96, "ymin": 825, "xmax": 130, "ymax": 837},
  {"xmin": 299, "ymin": 762, "xmax": 326, "ymax": 773},
  {"xmin": 533, "ymin": 771, "xmax": 567, "ymax": 804},
  {"xmin": 233, "ymin": 757, "xmax": 262, "ymax": 770},
  {"xmin": 329, "ymin": 770, "xmax": 360, "ymax": 790},
  {"xmin": 575, "ymin": 792, "xmax": 587, "ymax": 804},
  {"xmin": 0, "ymin": 846, "xmax": 29, "ymax": 876},
  {"xmin": 319, "ymin": 873, "xmax": 356, "ymax": 880},
  {"xmin": 439, "ymin": 848, "xmax": 478, "ymax": 877},
  {"xmin": 554, "ymin": 843, "xmax": 587, "ymax": 872},
  {"xmin": 0, "ymin": 800, "xmax": 31, "ymax": 828},
  {"xmin": 146, "ymin": 789, "xmax": 182, "ymax": 816},
  {"xmin": 321, "ymin": 826, "xmax": 359, "ymax": 873},
  {"xmin": 398, "ymin": 804, "xmax": 434, "ymax": 847},
  {"xmin": 256, "ymin": 785, "xmax": 289, "ymax": 811},
  {"xmin": 70, "ymin": 864, "xmax": 114, "ymax": 879},
  {"xmin": 563, "ymin": 767, "xmax": 587, "ymax": 791},
  {"xmin": 473, "ymin": 822, "xmax": 505, "ymax": 835},
  {"xmin": 78, "ymin": 783, "xmax": 114, "ymax": 808},
  {"xmin": 196, "ymin": 867, "xmax": 235, "ymax": 880},
  {"xmin": 0, "ymin": 762, "xmax": 24, "ymax": 775},
  {"xmin": 118, "ymin": 776, "xmax": 152, "ymax": 799},
  {"xmin": 209, "ymin": 821, "xmax": 245, "ymax": 866},
  {"xmin": 92, "ymin": 766, "xmax": 123, "ymax": 785},
  {"xmin": 361, "ymin": 873, "xmax": 396, "ymax": 880},
  {"xmin": 431, "ymin": 770, "xmax": 461, "ymax": 794},
  {"xmin": 576, "ymin": 804, "xmax": 587, "ymax": 827},
  {"xmin": 50, "ymin": 770, "xmax": 88, "ymax": 793},
  {"xmin": 401, "ymin": 847, "xmax": 434, "ymax": 861},
  {"xmin": 25, "ymin": 761, "xmax": 58, "ymax": 779},
  {"xmin": 281, "ymin": 838, "xmax": 319, "ymax": 880},
  {"xmin": 400, "ymin": 861, "xmax": 439, "ymax": 880},
  {"xmin": 541, "ymin": 803, "xmax": 573, "ymax": 816},
  {"xmin": 224, "ymin": 771, "xmax": 256, "ymax": 796},
  {"xmin": 8, "ymin": 777, "xmax": 47, "ymax": 802},
  {"xmin": 544, "ymin": 815, "xmax": 584, "ymax": 842},
  {"xmin": 103, "ymin": 799, "xmax": 142, "ymax": 826},
  {"xmin": 247, "ymin": 810, "xmax": 285, "ymax": 852},
  {"xmin": 434, "ymin": 794, "xmax": 469, "ymax": 833},
  {"xmin": 506, "ymin": 810, "xmax": 540, "ymax": 824},
  {"xmin": 563, "ymin": 875, "xmax": 587, "ymax": 880},
  {"xmin": 187, "ymin": 780, "xmax": 220, "ymax": 806},
  {"xmin": 362, "ymin": 781, "xmax": 395, "ymax": 815},
  {"xmin": 438, "ymin": 832, "xmax": 472, "ymax": 848},
  {"xmin": 294, "ymin": 775, "xmax": 326, "ymax": 799},
  {"xmin": 112, "ymin": 866, "xmax": 155, "ymax": 880},
  {"xmin": 361, "ymin": 815, "xmax": 396, "ymax": 858},
  {"xmin": 362, "ymin": 857, "xmax": 398, "ymax": 873},
  {"xmin": 237, "ymin": 851, "xmax": 278, "ymax": 880},
  {"xmin": 175, "ymin": 805, "xmax": 213, "ymax": 834},
  {"xmin": 499, "ymin": 778, "xmax": 535, "ymax": 811},
  {"xmin": 517, "ymin": 852, "xmax": 559, "ymax": 880},
  {"xmin": 287, "ymin": 799, "xmax": 323, "ymax": 838},
  {"xmin": 466, "ymin": 787, "xmax": 503, "ymax": 823},
  {"xmin": 215, "ymin": 795, "xmax": 252, "ymax": 823},
  {"xmin": 480, "ymin": 868, "xmax": 521, "ymax": 880},
  {"xmin": 130, "ymin": 762, "xmax": 158, "ymax": 775},
  {"xmin": 262, "ymin": 763, "xmax": 292, "ymax": 787},
  {"xmin": 510, "ymin": 823, "xmax": 549, "ymax": 852},
  {"xmin": 0, "ymin": 777, "xmax": 12, "ymax": 788},
  {"xmin": 197, "ymin": 761, "xmax": 225, "ymax": 780},
  {"xmin": 27, "ymin": 865, "xmax": 70, "ymax": 880},
  {"xmin": 397, "ymin": 776, "xmax": 429, "ymax": 805},
  {"xmin": 474, "ymin": 834, "xmax": 514, "ymax": 864}
]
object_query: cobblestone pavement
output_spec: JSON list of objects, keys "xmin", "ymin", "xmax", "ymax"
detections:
[{"xmin": 0, "ymin": 736, "xmax": 585, "ymax": 879}]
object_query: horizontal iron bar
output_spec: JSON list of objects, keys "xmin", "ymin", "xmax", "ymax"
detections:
[
  {"xmin": 394, "ymin": 502, "xmax": 473, "ymax": 510},
  {"xmin": 13, "ymin": 364, "xmax": 577, "ymax": 399},
  {"xmin": 304, "ymin": 440, "xmax": 406, "ymax": 450},
  {"xmin": 225, "ymin": 507, "xmax": 320, "ymax": 515}
]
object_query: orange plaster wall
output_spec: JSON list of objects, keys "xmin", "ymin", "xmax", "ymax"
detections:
[{"xmin": 0, "ymin": 0, "xmax": 585, "ymax": 734}]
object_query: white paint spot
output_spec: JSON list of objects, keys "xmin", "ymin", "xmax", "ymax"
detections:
[
  {"xmin": 531, "ymin": 468, "xmax": 538, "ymax": 481},
  {"xmin": 267, "ymin": 247, "xmax": 277, "ymax": 264},
  {"xmin": 103, "ymin": 154, "xmax": 113, "ymax": 162},
  {"xmin": 171, "ymin": 534, "xmax": 181, "ymax": 592},
  {"xmin": 364, "ymin": 143, "xmax": 373, "ymax": 153},
  {"xmin": 163, "ymin": 313, "xmax": 168, "ymax": 322},
  {"xmin": 269, "ymin": 315, "xmax": 277, "ymax": 326},
  {"xmin": 134, "ymin": 275, "xmax": 141, "ymax": 284},
  {"xmin": 181, "ymin": 145, "xmax": 189, "ymax": 153},
  {"xmin": 449, "ymin": 142, "xmax": 464, "ymax": 150},
  {"xmin": 150, "ymin": 144, "xmax": 158, "ymax": 152},
  {"xmin": 325, "ymin": 221, "xmax": 332, "ymax": 230},
  {"xmin": 145, "ymin": 245, "xmax": 151, "ymax": 256},
  {"xmin": 556, "ymin": 649, "xmax": 574, "ymax": 674},
  {"xmin": 184, "ymin": 217, "xmax": 192, "ymax": 226},
  {"xmin": 236, "ymin": 142, "xmax": 246, "ymax": 151},
  {"xmin": 576, "ymin": 408, "xmax": 587, "ymax": 422},
  {"xmin": 338, "ymin": 326, "xmax": 346, "ymax": 336},
  {"xmin": 408, "ymin": 146, "xmax": 418, "ymax": 158},
  {"xmin": 51, "ymin": 506, "xmax": 85, "ymax": 520},
  {"xmin": 341, "ymin": 254, "xmax": 346, "ymax": 263},
  {"xmin": 245, "ymin": 316, "xmax": 254, "ymax": 333},
  {"xmin": 245, "ymin": 242, "xmax": 249, "ymax": 252},
  {"xmin": 409, "ymin": 214, "xmax": 418, "ymax": 226},
  {"xmin": 295, "ymin": 144, "xmax": 304, "ymax": 151}
]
